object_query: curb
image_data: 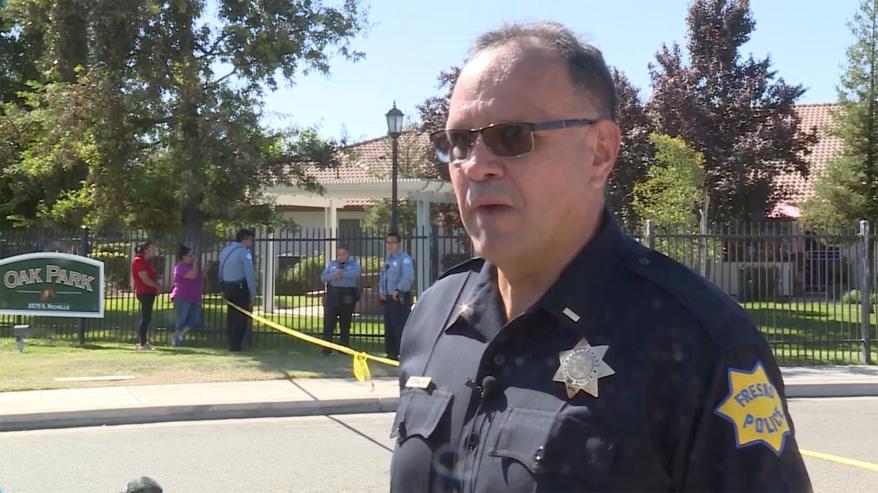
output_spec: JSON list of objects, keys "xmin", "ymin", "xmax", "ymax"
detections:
[
  {"xmin": 0, "ymin": 397, "xmax": 400, "ymax": 432},
  {"xmin": 785, "ymin": 382, "xmax": 878, "ymax": 398},
  {"xmin": 4, "ymin": 381, "xmax": 878, "ymax": 432}
]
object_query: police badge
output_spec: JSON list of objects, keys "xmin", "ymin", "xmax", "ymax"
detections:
[{"xmin": 553, "ymin": 338, "xmax": 615, "ymax": 398}]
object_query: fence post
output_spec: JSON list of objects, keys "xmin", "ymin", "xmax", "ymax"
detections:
[
  {"xmin": 79, "ymin": 226, "xmax": 89, "ymax": 346},
  {"xmin": 861, "ymin": 220, "xmax": 872, "ymax": 364},
  {"xmin": 263, "ymin": 229, "xmax": 275, "ymax": 314},
  {"xmin": 430, "ymin": 223, "xmax": 440, "ymax": 284},
  {"xmin": 646, "ymin": 219, "xmax": 655, "ymax": 250}
]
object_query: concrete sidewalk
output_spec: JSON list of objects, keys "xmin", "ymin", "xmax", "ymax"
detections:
[
  {"xmin": 1, "ymin": 366, "xmax": 877, "ymax": 432},
  {"xmin": 0, "ymin": 378, "xmax": 399, "ymax": 432}
]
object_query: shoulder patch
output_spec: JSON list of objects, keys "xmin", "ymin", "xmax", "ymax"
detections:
[
  {"xmin": 438, "ymin": 257, "xmax": 485, "ymax": 280},
  {"xmin": 715, "ymin": 361, "xmax": 790, "ymax": 456}
]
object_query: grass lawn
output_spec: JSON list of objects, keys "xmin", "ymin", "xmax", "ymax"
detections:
[
  {"xmin": 741, "ymin": 301, "xmax": 877, "ymax": 364},
  {"xmin": 2, "ymin": 298, "xmax": 874, "ymax": 392},
  {"xmin": 0, "ymin": 336, "xmax": 398, "ymax": 392}
]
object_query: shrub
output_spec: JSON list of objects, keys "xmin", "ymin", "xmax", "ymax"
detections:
[
  {"xmin": 276, "ymin": 255, "xmax": 325, "ymax": 295},
  {"xmin": 90, "ymin": 242, "xmax": 132, "ymax": 292},
  {"xmin": 842, "ymin": 289, "xmax": 878, "ymax": 308},
  {"xmin": 842, "ymin": 289, "xmax": 862, "ymax": 304},
  {"xmin": 737, "ymin": 265, "xmax": 780, "ymax": 302}
]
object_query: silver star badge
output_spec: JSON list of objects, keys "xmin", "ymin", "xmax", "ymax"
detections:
[{"xmin": 553, "ymin": 338, "xmax": 615, "ymax": 398}]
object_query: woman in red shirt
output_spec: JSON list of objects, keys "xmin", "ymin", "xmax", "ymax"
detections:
[{"xmin": 131, "ymin": 241, "xmax": 161, "ymax": 350}]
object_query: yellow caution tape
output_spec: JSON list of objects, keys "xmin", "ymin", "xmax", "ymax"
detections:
[
  {"xmin": 226, "ymin": 300, "xmax": 399, "ymax": 381},
  {"xmin": 800, "ymin": 449, "xmax": 878, "ymax": 473}
]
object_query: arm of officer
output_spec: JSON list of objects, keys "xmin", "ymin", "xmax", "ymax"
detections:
[
  {"xmin": 679, "ymin": 343, "xmax": 812, "ymax": 492},
  {"xmin": 320, "ymin": 262, "xmax": 335, "ymax": 283},
  {"xmin": 379, "ymin": 264, "xmax": 387, "ymax": 297},
  {"xmin": 243, "ymin": 250, "xmax": 257, "ymax": 301},
  {"xmin": 342, "ymin": 259, "xmax": 361, "ymax": 280},
  {"xmin": 396, "ymin": 255, "xmax": 414, "ymax": 292}
]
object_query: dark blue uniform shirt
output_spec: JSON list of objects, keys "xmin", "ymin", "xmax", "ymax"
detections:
[{"xmin": 390, "ymin": 211, "xmax": 811, "ymax": 492}]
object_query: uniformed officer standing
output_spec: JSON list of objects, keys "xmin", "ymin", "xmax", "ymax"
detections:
[
  {"xmin": 390, "ymin": 22, "xmax": 812, "ymax": 492},
  {"xmin": 218, "ymin": 228, "xmax": 256, "ymax": 352},
  {"xmin": 379, "ymin": 233, "xmax": 414, "ymax": 360},
  {"xmin": 320, "ymin": 245, "xmax": 361, "ymax": 355}
]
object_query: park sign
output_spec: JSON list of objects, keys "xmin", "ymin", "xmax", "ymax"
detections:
[{"xmin": 0, "ymin": 252, "xmax": 104, "ymax": 318}]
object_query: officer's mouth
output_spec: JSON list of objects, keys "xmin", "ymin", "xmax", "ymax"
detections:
[{"xmin": 469, "ymin": 198, "xmax": 514, "ymax": 213}]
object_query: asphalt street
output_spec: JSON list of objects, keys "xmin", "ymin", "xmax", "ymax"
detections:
[{"xmin": 0, "ymin": 398, "xmax": 875, "ymax": 492}]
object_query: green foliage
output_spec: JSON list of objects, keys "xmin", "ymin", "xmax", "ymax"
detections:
[
  {"xmin": 0, "ymin": 0, "xmax": 368, "ymax": 232},
  {"xmin": 363, "ymin": 199, "xmax": 417, "ymax": 234},
  {"xmin": 89, "ymin": 241, "xmax": 131, "ymax": 291},
  {"xmin": 633, "ymin": 134, "xmax": 704, "ymax": 228},
  {"xmin": 276, "ymin": 255, "xmax": 326, "ymax": 296},
  {"xmin": 803, "ymin": 0, "xmax": 878, "ymax": 227},
  {"xmin": 841, "ymin": 289, "xmax": 878, "ymax": 308}
]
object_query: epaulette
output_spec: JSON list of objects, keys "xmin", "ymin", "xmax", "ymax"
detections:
[
  {"xmin": 438, "ymin": 256, "xmax": 485, "ymax": 280},
  {"xmin": 624, "ymin": 247, "xmax": 762, "ymax": 350}
]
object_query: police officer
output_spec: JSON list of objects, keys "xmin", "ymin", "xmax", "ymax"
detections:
[
  {"xmin": 380, "ymin": 232, "xmax": 414, "ymax": 360},
  {"xmin": 320, "ymin": 245, "xmax": 361, "ymax": 355},
  {"xmin": 390, "ymin": 22, "xmax": 811, "ymax": 492},
  {"xmin": 218, "ymin": 228, "xmax": 256, "ymax": 352}
]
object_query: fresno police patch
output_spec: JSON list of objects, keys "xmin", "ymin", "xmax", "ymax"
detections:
[{"xmin": 715, "ymin": 361, "xmax": 791, "ymax": 455}]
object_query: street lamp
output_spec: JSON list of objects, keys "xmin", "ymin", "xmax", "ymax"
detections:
[{"xmin": 385, "ymin": 102, "xmax": 404, "ymax": 233}]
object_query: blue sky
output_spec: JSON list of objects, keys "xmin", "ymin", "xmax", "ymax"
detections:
[{"xmin": 259, "ymin": 0, "xmax": 861, "ymax": 142}]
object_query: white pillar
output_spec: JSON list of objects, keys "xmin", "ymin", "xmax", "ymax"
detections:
[
  {"xmin": 324, "ymin": 198, "xmax": 338, "ymax": 261},
  {"xmin": 416, "ymin": 195, "xmax": 432, "ymax": 295}
]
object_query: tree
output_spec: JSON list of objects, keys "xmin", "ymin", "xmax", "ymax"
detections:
[
  {"xmin": 0, "ymin": 0, "xmax": 367, "ymax": 238},
  {"xmin": 648, "ymin": 0, "xmax": 818, "ymax": 223},
  {"xmin": 363, "ymin": 199, "xmax": 417, "ymax": 234},
  {"xmin": 606, "ymin": 69, "xmax": 654, "ymax": 229},
  {"xmin": 803, "ymin": 0, "xmax": 878, "ymax": 227},
  {"xmin": 634, "ymin": 133, "xmax": 716, "ymax": 274},
  {"xmin": 633, "ymin": 134, "xmax": 704, "ymax": 229},
  {"xmin": 416, "ymin": 66, "xmax": 460, "ymax": 135}
]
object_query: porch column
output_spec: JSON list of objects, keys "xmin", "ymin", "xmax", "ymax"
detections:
[{"xmin": 324, "ymin": 198, "xmax": 339, "ymax": 261}]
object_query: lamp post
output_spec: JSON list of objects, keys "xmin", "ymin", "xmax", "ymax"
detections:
[{"xmin": 385, "ymin": 102, "xmax": 404, "ymax": 233}]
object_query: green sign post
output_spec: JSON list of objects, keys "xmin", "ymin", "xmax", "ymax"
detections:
[{"xmin": 0, "ymin": 253, "xmax": 104, "ymax": 318}]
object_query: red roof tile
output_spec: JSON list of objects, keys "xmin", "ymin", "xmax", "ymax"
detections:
[
  {"xmin": 304, "ymin": 132, "xmax": 432, "ymax": 184},
  {"xmin": 773, "ymin": 103, "xmax": 843, "ymax": 208}
]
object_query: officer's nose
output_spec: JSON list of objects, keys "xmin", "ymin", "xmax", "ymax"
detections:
[{"xmin": 459, "ymin": 135, "xmax": 506, "ymax": 182}]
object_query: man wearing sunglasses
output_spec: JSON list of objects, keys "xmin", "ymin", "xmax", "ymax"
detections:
[{"xmin": 390, "ymin": 21, "xmax": 810, "ymax": 492}]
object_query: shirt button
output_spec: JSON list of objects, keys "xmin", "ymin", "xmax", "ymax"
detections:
[
  {"xmin": 465, "ymin": 432, "xmax": 480, "ymax": 452},
  {"xmin": 533, "ymin": 445, "xmax": 545, "ymax": 469},
  {"xmin": 638, "ymin": 257, "xmax": 651, "ymax": 266},
  {"xmin": 493, "ymin": 354, "xmax": 507, "ymax": 367}
]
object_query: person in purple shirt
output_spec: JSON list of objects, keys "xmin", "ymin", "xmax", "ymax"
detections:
[{"xmin": 171, "ymin": 245, "xmax": 203, "ymax": 346}]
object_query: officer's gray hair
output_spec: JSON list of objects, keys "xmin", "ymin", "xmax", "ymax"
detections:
[{"xmin": 468, "ymin": 21, "xmax": 618, "ymax": 122}]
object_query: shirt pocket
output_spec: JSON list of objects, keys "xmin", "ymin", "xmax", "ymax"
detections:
[
  {"xmin": 488, "ymin": 407, "xmax": 617, "ymax": 489},
  {"xmin": 390, "ymin": 388, "xmax": 453, "ymax": 444}
]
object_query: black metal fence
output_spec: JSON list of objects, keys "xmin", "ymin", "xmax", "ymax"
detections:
[
  {"xmin": 1, "ymin": 221, "xmax": 875, "ymax": 363},
  {"xmin": 644, "ymin": 220, "xmax": 877, "ymax": 364},
  {"xmin": 0, "ymin": 226, "xmax": 474, "ymax": 352}
]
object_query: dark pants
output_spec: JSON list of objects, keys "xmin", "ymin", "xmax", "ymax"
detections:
[
  {"xmin": 383, "ymin": 292, "xmax": 412, "ymax": 358},
  {"xmin": 223, "ymin": 281, "xmax": 251, "ymax": 351},
  {"xmin": 323, "ymin": 287, "xmax": 357, "ymax": 353},
  {"xmin": 136, "ymin": 293, "xmax": 156, "ymax": 345}
]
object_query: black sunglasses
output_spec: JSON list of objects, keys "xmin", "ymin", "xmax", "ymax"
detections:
[{"xmin": 429, "ymin": 119, "xmax": 599, "ymax": 165}]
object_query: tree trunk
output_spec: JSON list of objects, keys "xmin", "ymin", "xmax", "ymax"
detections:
[{"xmin": 173, "ymin": 0, "xmax": 206, "ymax": 245}]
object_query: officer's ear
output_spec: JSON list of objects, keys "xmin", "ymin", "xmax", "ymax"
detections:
[{"xmin": 586, "ymin": 119, "xmax": 620, "ymax": 190}]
